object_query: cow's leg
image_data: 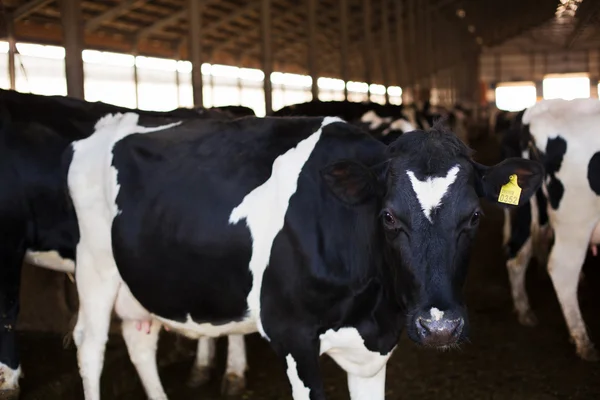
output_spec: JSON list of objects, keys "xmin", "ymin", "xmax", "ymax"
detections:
[
  {"xmin": 121, "ymin": 319, "xmax": 167, "ymax": 400},
  {"xmin": 267, "ymin": 332, "xmax": 324, "ymax": 400},
  {"xmin": 187, "ymin": 337, "xmax": 215, "ymax": 387},
  {"xmin": 346, "ymin": 365, "xmax": 387, "ymax": 400},
  {"xmin": 0, "ymin": 289, "xmax": 22, "ymax": 399},
  {"xmin": 547, "ymin": 230, "xmax": 597, "ymax": 361},
  {"xmin": 506, "ymin": 237, "xmax": 537, "ymax": 326},
  {"xmin": 72, "ymin": 250, "xmax": 120, "ymax": 400},
  {"xmin": 221, "ymin": 334, "xmax": 247, "ymax": 396},
  {"xmin": 283, "ymin": 349, "xmax": 324, "ymax": 400},
  {"xmin": 321, "ymin": 329, "xmax": 391, "ymax": 400}
]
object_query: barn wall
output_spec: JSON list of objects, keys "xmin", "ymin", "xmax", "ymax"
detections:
[{"xmin": 480, "ymin": 49, "xmax": 600, "ymax": 86}]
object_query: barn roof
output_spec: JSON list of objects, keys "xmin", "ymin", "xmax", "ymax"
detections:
[{"xmin": 1, "ymin": 0, "xmax": 598, "ymax": 84}]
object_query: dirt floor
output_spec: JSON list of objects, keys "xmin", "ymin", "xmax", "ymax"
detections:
[{"xmin": 14, "ymin": 134, "xmax": 600, "ymax": 399}]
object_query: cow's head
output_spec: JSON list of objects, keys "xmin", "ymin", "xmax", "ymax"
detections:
[{"xmin": 322, "ymin": 124, "xmax": 544, "ymax": 349}]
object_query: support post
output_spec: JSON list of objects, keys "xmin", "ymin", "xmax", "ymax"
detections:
[
  {"xmin": 407, "ymin": 0, "xmax": 416, "ymax": 100},
  {"xmin": 7, "ymin": 15, "xmax": 16, "ymax": 90},
  {"xmin": 307, "ymin": 0, "xmax": 318, "ymax": 100},
  {"xmin": 381, "ymin": 0, "xmax": 391, "ymax": 103},
  {"xmin": 394, "ymin": 0, "xmax": 405, "ymax": 88},
  {"xmin": 363, "ymin": 0, "xmax": 372, "ymax": 100},
  {"xmin": 133, "ymin": 43, "xmax": 140, "ymax": 108},
  {"xmin": 60, "ymin": 0, "xmax": 85, "ymax": 99},
  {"xmin": 261, "ymin": 0, "xmax": 273, "ymax": 114},
  {"xmin": 188, "ymin": 0, "xmax": 204, "ymax": 107},
  {"xmin": 340, "ymin": 0, "xmax": 349, "ymax": 100}
]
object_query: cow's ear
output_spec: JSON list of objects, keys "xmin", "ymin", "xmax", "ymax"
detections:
[
  {"xmin": 474, "ymin": 157, "xmax": 544, "ymax": 207},
  {"xmin": 321, "ymin": 160, "xmax": 386, "ymax": 205}
]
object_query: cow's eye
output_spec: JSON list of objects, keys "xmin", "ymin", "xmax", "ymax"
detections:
[
  {"xmin": 470, "ymin": 211, "xmax": 481, "ymax": 226},
  {"xmin": 382, "ymin": 211, "xmax": 395, "ymax": 226}
]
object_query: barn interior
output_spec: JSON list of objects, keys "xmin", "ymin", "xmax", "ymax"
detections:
[{"xmin": 1, "ymin": 0, "xmax": 600, "ymax": 399}]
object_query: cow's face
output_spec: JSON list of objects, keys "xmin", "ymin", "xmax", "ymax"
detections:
[{"xmin": 322, "ymin": 127, "xmax": 544, "ymax": 349}]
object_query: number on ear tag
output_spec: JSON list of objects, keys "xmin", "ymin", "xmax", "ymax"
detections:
[{"xmin": 498, "ymin": 174, "xmax": 522, "ymax": 206}]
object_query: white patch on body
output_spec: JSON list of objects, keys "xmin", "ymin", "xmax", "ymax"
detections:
[
  {"xmin": 430, "ymin": 307, "xmax": 444, "ymax": 321},
  {"xmin": 0, "ymin": 363, "xmax": 21, "ymax": 391},
  {"xmin": 360, "ymin": 110, "xmax": 392, "ymax": 130},
  {"xmin": 382, "ymin": 118, "xmax": 415, "ymax": 135},
  {"xmin": 229, "ymin": 116, "xmax": 343, "ymax": 340},
  {"xmin": 406, "ymin": 165, "xmax": 460, "ymax": 222},
  {"xmin": 24, "ymin": 250, "xmax": 75, "ymax": 273},
  {"xmin": 320, "ymin": 327, "xmax": 391, "ymax": 400},
  {"xmin": 286, "ymin": 355, "xmax": 311, "ymax": 400}
]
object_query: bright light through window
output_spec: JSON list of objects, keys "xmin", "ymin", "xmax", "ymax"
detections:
[
  {"xmin": 543, "ymin": 73, "xmax": 590, "ymax": 100},
  {"xmin": 347, "ymin": 81, "xmax": 369, "ymax": 93},
  {"xmin": 495, "ymin": 82, "xmax": 537, "ymax": 111},
  {"xmin": 369, "ymin": 84, "xmax": 386, "ymax": 95},
  {"xmin": 387, "ymin": 86, "xmax": 402, "ymax": 97}
]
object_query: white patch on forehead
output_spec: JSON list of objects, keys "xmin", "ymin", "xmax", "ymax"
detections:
[
  {"xmin": 430, "ymin": 308, "xmax": 444, "ymax": 321},
  {"xmin": 229, "ymin": 116, "xmax": 343, "ymax": 340},
  {"xmin": 407, "ymin": 165, "xmax": 460, "ymax": 223}
]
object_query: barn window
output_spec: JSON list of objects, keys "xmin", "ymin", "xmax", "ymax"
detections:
[
  {"xmin": 388, "ymin": 86, "xmax": 403, "ymax": 105},
  {"xmin": 495, "ymin": 82, "xmax": 537, "ymax": 111},
  {"xmin": 543, "ymin": 73, "xmax": 590, "ymax": 100}
]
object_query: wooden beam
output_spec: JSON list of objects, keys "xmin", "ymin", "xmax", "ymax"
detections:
[
  {"xmin": 407, "ymin": 0, "xmax": 416, "ymax": 88},
  {"xmin": 60, "ymin": 0, "xmax": 84, "ymax": 99},
  {"xmin": 565, "ymin": 0, "xmax": 600, "ymax": 49},
  {"xmin": 13, "ymin": 0, "xmax": 52, "ymax": 21},
  {"xmin": 394, "ymin": 0, "xmax": 405, "ymax": 88},
  {"xmin": 188, "ymin": 0, "xmax": 203, "ymax": 106},
  {"xmin": 137, "ymin": 10, "xmax": 186, "ymax": 41},
  {"xmin": 381, "ymin": 0, "xmax": 391, "ymax": 102},
  {"xmin": 307, "ymin": 0, "xmax": 318, "ymax": 99},
  {"xmin": 363, "ymin": 0, "xmax": 373, "ymax": 98},
  {"xmin": 86, "ymin": 0, "xmax": 146, "ymax": 33},
  {"xmin": 340, "ymin": 0, "xmax": 349, "ymax": 99},
  {"xmin": 191, "ymin": 2, "xmax": 261, "ymax": 52},
  {"xmin": 261, "ymin": 0, "xmax": 273, "ymax": 114}
]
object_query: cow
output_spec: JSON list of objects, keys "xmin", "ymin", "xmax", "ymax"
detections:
[
  {"xmin": 272, "ymin": 100, "xmax": 418, "ymax": 139},
  {"xmin": 64, "ymin": 113, "xmax": 543, "ymax": 400},
  {"xmin": 0, "ymin": 89, "xmax": 247, "ymax": 397},
  {"xmin": 502, "ymin": 98, "xmax": 600, "ymax": 361},
  {"xmin": 493, "ymin": 108, "xmax": 554, "ymax": 327}
]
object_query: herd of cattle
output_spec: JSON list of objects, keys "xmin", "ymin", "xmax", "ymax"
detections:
[{"xmin": 0, "ymin": 87, "xmax": 597, "ymax": 400}]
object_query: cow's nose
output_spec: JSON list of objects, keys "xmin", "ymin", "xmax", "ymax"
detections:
[{"xmin": 415, "ymin": 310, "xmax": 464, "ymax": 347}]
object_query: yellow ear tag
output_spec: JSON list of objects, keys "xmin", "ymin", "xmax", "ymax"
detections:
[{"xmin": 498, "ymin": 174, "xmax": 522, "ymax": 206}]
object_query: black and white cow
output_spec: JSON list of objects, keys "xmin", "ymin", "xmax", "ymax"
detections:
[
  {"xmin": 64, "ymin": 114, "xmax": 543, "ymax": 399},
  {"xmin": 272, "ymin": 100, "xmax": 418, "ymax": 140},
  {"xmin": 0, "ymin": 89, "xmax": 247, "ymax": 397},
  {"xmin": 503, "ymin": 98, "xmax": 600, "ymax": 361}
]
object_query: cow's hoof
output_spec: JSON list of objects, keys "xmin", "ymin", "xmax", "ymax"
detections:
[
  {"xmin": 187, "ymin": 366, "xmax": 211, "ymax": 388},
  {"xmin": 0, "ymin": 388, "xmax": 20, "ymax": 400},
  {"xmin": 518, "ymin": 311, "xmax": 538, "ymax": 327},
  {"xmin": 221, "ymin": 373, "xmax": 246, "ymax": 396},
  {"xmin": 577, "ymin": 344, "xmax": 599, "ymax": 362}
]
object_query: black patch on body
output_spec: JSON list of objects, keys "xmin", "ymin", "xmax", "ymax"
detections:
[
  {"xmin": 507, "ymin": 203, "xmax": 531, "ymax": 258},
  {"xmin": 544, "ymin": 136, "xmax": 567, "ymax": 209},
  {"xmin": 587, "ymin": 152, "xmax": 600, "ymax": 195}
]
